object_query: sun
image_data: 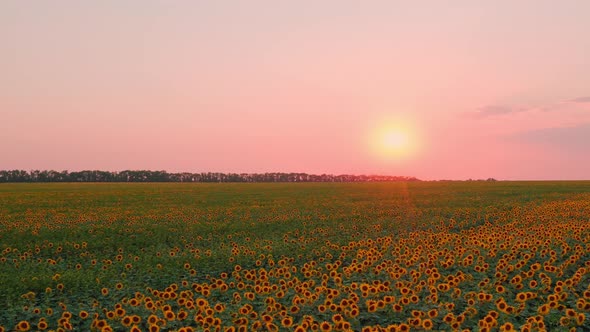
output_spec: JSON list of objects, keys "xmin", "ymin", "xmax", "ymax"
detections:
[
  {"xmin": 368, "ymin": 120, "xmax": 419, "ymax": 161},
  {"xmin": 382, "ymin": 130, "xmax": 409, "ymax": 151}
]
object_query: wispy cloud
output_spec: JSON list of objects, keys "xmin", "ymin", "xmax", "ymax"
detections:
[
  {"xmin": 471, "ymin": 105, "xmax": 526, "ymax": 118},
  {"xmin": 470, "ymin": 95, "xmax": 590, "ymax": 118},
  {"xmin": 568, "ymin": 96, "xmax": 590, "ymax": 103}
]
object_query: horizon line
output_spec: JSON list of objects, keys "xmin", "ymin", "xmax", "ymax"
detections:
[{"xmin": 2, "ymin": 169, "xmax": 590, "ymax": 182}]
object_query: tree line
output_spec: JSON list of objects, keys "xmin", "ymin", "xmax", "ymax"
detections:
[{"xmin": 0, "ymin": 170, "xmax": 419, "ymax": 183}]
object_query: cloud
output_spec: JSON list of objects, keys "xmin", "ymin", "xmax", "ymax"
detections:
[
  {"xmin": 471, "ymin": 96, "xmax": 590, "ymax": 118},
  {"xmin": 568, "ymin": 96, "xmax": 590, "ymax": 103},
  {"xmin": 472, "ymin": 105, "xmax": 526, "ymax": 118},
  {"xmin": 509, "ymin": 123, "xmax": 590, "ymax": 151}
]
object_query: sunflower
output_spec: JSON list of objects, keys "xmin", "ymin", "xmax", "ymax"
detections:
[
  {"xmin": 559, "ymin": 317, "xmax": 570, "ymax": 326},
  {"xmin": 499, "ymin": 322, "xmax": 514, "ymax": 331},
  {"xmin": 121, "ymin": 316, "xmax": 133, "ymax": 327},
  {"xmin": 116, "ymin": 308, "xmax": 126, "ymax": 317},
  {"xmin": 320, "ymin": 322, "xmax": 332, "ymax": 332},
  {"xmin": 443, "ymin": 314, "xmax": 454, "ymax": 323},
  {"xmin": 577, "ymin": 313, "xmax": 585, "ymax": 325},
  {"xmin": 421, "ymin": 319, "xmax": 433, "ymax": 330},
  {"xmin": 37, "ymin": 320, "xmax": 48, "ymax": 330},
  {"xmin": 565, "ymin": 309, "xmax": 577, "ymax": 318},
  {"xmin": 398, "ymin": 323, "xmax": 410, "ymax": 332},
  {"xmin": 427, "ymin": 309, "xmax": 438, "ymax": 318},
  {"xmin": 515, "ymin": 292, "xmax": 527, "ymax": 302},
  {"xmin": 105, "ymin": 311, "xmax": 116, "ymax": 320},
  {"xmin": 281, "ymin": 317, "xmax": 294, "ymax": 328},
  {"xmin": 164, "ymin": 310, "xmax": 176, "ymax": 321}
]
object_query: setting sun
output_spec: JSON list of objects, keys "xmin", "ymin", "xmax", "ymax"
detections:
[
  {"xmin": 368, "ymin": 120, "xmax": 419, "ymax": 162},
  {"xmin": 382, "ymin": 130, "xmax": 408, "ymax": 151}
]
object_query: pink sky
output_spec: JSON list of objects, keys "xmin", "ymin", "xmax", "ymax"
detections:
[{"xmin": 1, "ymin": 1, "xmax": 590, "ymax": 180}]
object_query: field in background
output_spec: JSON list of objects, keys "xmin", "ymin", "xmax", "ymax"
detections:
[{"xmin": 1, "ymin": 182, "xmax": 589, "ymax": 331}]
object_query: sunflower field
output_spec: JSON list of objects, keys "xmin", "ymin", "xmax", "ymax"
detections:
[{"xmin": 0, "ymin": 182, "xmax": 589, "ymax": 331}]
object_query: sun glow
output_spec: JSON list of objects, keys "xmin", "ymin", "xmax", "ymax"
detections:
[{"xmin": 368, "ymin": 119, "xmax": 420, "ymax": 161}]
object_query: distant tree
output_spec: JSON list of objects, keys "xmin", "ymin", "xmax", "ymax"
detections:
[{"xmin": 0, "ymin": 170, "xmax": 421, "ymax": 183}]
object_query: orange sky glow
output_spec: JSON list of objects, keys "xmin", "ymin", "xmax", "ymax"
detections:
[{"xmin": 1, "ymin": 1, "xmax": 589, "ymax": 180}]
